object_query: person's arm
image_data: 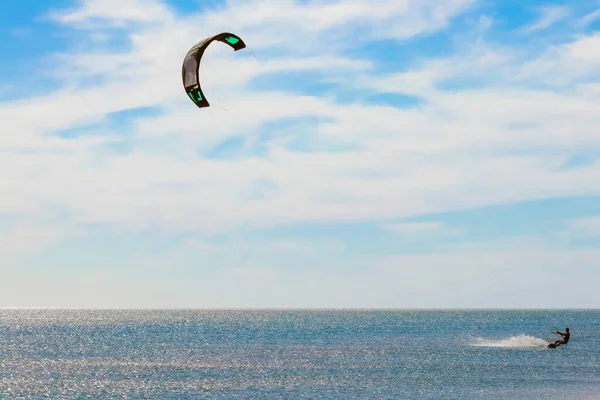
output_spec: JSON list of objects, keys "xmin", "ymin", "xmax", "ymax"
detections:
[{"xmin": 556, "ymin": 330, "xmax": 565, "ymax": 336}]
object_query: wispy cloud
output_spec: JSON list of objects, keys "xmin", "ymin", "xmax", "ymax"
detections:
[
  {"xmin": 577, "ymin": 7, "xmax": 600, "ymax": 27},
  {"xmin": 523, "ymin": 5, "xmax": 570, "ymax": 33},
  {"xmin": 48, "ymin": 0, "xmax": 173, "ymax": 25}
]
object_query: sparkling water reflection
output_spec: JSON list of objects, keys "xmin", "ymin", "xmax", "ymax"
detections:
[{"xmin": 0, "ymin": 309, "xmax": 598, "ymax": 399}]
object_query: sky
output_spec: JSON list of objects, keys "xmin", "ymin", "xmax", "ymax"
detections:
[{"xmin": 1, "ymin": 0, "xmax": 599, "ymax": 309}]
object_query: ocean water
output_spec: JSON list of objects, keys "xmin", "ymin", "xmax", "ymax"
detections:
[{"xmin": 0, "ymin": 309, "xmax": 598, "ymax": 399}]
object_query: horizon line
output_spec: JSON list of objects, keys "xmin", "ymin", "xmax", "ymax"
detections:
[{"xmin": 1, "ymin": 307, "xmax": 598, "ymax": 311}]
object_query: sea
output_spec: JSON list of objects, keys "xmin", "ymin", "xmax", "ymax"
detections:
[{"xmin": 0, "ymin": 309, "xmax": 598, "ymax": 399}]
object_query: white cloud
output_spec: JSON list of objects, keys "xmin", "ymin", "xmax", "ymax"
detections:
[
  {"xmin": 567, "ymin": 216, "xmax": 600, "ymax": 237},
  {"xmin": 523, "ymin": 5, "xmax": 570, "ymax": 33},
  {"xmin": 381, "ymin": 221, "xmax": 445, "ymax": 234},
  {"xmin": 516, "ymin": 32, "xmax": 600, "ymax": 86},
  {"xmin": 1, "ymin": 0, "xmax": 600, "ymax": 256},
  {"xmin": 564, "ymin": 32, "xmax": 600, "ymax": 63},
  {"xmin": 48, "ymin": 0, "xmax": 173, "ymax": 26}
]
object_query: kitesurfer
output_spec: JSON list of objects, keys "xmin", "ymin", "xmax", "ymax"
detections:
[{"xmin": 551, "ymin": 327, "xmax": 570, "ymax": 347}]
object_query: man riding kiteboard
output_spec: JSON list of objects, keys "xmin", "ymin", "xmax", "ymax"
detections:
[{"xmin": 548, "ymin": 327, "xmax": 570, "ymax": 348}]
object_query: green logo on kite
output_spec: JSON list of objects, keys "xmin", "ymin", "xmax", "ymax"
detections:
[
  {"xmin": 225, "ymin": 36, "xmax": 239, "ymax": 45},
  {"xmin": 188, "ymin": 91, "xmax": 203, "ymax": 101}
]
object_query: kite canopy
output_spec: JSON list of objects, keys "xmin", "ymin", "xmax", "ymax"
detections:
[{"xmin": 181, "ymin": 32, "xmax": 246, "ymax": 108}]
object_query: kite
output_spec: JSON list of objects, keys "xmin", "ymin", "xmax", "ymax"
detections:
[{"xmin": 181, "ymin": 32, "xmax": 246, "ymax": 108}]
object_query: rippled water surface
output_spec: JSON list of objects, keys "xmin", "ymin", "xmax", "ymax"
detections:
[{"xmin": 0, "ymin": 309, "xmax": 598, "ymax": 399}]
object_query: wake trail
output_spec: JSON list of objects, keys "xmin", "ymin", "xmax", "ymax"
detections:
[{"xmin": 472, "ymin": 334, "xmax": 550, "ymax": 349}]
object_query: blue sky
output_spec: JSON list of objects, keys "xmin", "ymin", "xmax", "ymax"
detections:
[{"xmin": 1, "ymin": 0, "xmax": 600, "ymax": 308}]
